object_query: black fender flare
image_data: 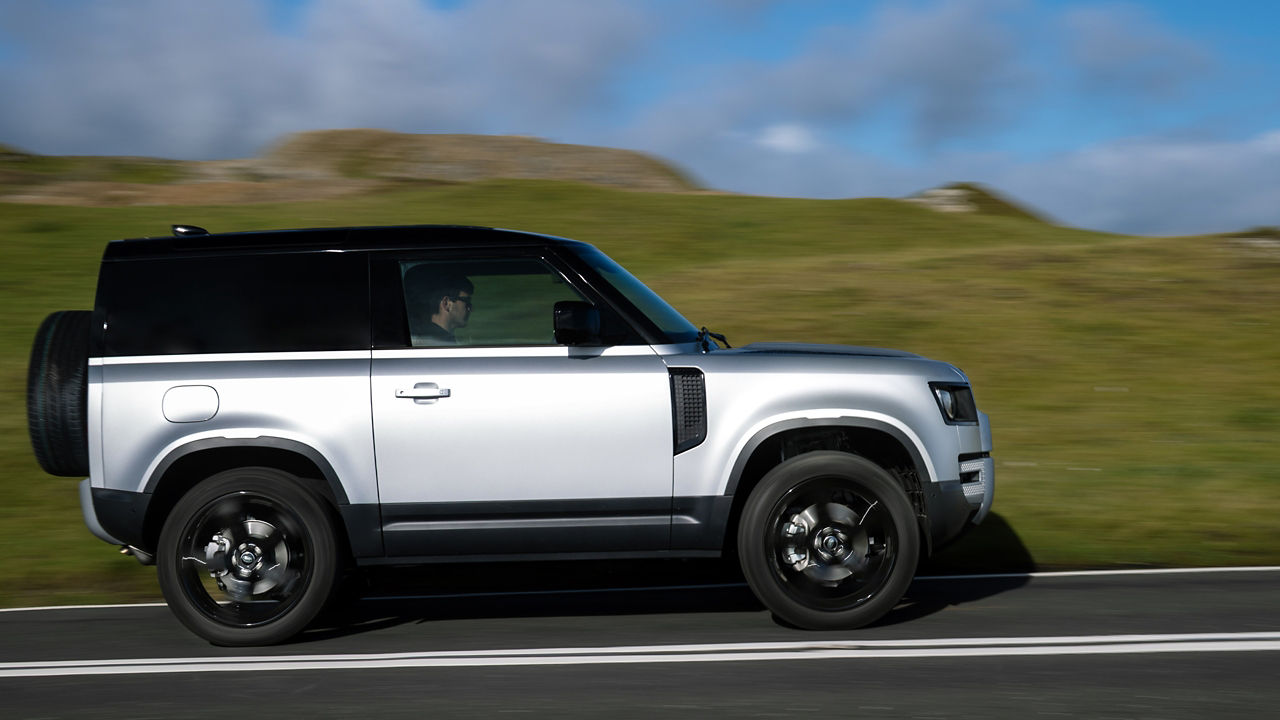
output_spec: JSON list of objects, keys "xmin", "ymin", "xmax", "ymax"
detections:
[
  {"xmin": 141, "ymin": 436, "xmax": 384, "ymax": 558},
  {"xmin": 721, "ymin": 416, "xmax": 939, "ymax": 554},
  {"xmin": 144, "ymin": 436, "xmax": 350, "ymax": 504},
  {"xmin": 723, "ymin": 416, "xmax": 935, "ymax": 497}
]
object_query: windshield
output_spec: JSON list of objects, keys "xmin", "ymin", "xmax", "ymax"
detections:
[{"xmin": 573, "ymin": 246, "xmax": 700, "ymax": 344}]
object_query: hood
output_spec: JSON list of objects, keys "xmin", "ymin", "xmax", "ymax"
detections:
[{"xmin": 729, "ymin": 342, "xmax": 922, "ymax": 359}]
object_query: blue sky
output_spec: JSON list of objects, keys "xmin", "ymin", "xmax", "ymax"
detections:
[{"xmin": 1, "ymin": 0, "xmax": 1277, "ymax": 235}]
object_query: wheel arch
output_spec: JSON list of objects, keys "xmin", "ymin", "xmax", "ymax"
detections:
[
  {"xmin": 140, "ymin": 437, "xmax": 349, "ymax": 554},
  {"xmin": 721, "ymin": 418, "xmax": 936, "ymax": 558}
]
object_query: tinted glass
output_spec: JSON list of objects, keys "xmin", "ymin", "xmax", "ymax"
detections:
[
  {"xmin": 101, "ymin": 252, "xmax": 369, "ymax": 356},
  {"xmin": 400, "ymin": 258, "xmax": 585, "ymax": 347},
  {"xmin": 571, "ymin": 246, "xmax": 699, "ymax": 344}
]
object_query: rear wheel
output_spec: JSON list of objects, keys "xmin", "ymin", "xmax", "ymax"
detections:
[
  {"xmin": 737, "ymin": 451, "xmax": 919, "ymax": 630},
  {"xmin": 157, "ymin": 468, "xmax": 338, "ymax": 646}
]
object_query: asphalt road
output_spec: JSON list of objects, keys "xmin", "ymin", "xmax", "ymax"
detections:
[{"xmin": 2, "ymin": 564, "xmax": 1277, "ymax": 719}]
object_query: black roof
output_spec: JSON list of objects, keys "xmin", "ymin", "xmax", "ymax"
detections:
[{"xmin": 104, "ymin": 225, "xmax": 587, "ymax": 261}]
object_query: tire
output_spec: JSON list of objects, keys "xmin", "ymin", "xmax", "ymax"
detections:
[
  {"xmin": 26, "ymin": 310, "xmax": 92, "ymax": 477},
  {"xmin": 157, "ymin": 468, "xmax": 339, "ymax": 646},
  {"xmin": 737, "ymin": 451, "xmax": 919, "ymax": 630}
]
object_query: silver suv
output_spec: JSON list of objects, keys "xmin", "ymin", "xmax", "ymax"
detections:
[{"xmin": 27, "ymin": 225, "xmax": 994, "ymax": 646}]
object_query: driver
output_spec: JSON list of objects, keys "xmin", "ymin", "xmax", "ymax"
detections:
[{"xmin": 405, "ymin": 268, "xmax": 474, "ymax": 345}]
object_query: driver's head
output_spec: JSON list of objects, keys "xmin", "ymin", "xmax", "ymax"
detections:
[{"xmin": 406, "ymin": 267, "xmax": 474, "ymax": 331}]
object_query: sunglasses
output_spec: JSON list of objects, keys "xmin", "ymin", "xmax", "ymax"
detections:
[{"xmin": 449, "ymin": 295, "xmax": 474, "ymax": 310}]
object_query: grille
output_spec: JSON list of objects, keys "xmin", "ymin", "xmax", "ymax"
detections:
[{"xmin": 670, "ymin": 368, "xmax": 706, "ymax": 454}]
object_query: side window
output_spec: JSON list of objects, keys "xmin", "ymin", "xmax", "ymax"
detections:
[
  {"xmin": 400, "ymin": 258, "xmax": 585, "ymax": 347},
  {"xmin": 100, "ymin": 252, "xmax": 369, "ymax": 356}
]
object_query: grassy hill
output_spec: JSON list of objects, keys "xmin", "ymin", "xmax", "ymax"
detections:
[
  {"xmin": 260, "ymin": 129, "xmax": 699, "ymax": 190},
  {"xmin": 1, "ymin": 140, "xmax": 1277, "ymax": 608},
  {"xmin": 0, "ymin": 130, "xmax": 699, "ymax": 206}
]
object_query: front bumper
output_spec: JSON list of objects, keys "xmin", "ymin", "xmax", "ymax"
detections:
[
  {"xmin": 962, "ymin": 409, "xmax": 995, "ymax": 523},
  {"xmin": 922, "ymin": 409, "xmax": 994, "ymax": 550},
  {"xmin": 959, "ymin": 454, "xmax": 995, "ymax": 524}
]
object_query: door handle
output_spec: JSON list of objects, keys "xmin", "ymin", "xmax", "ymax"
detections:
[{"xmin": 396, "ymin": 383, "xmax": 452, "ymax": 400}]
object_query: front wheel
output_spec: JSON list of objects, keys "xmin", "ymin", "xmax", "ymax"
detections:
[
  {"xmin": 157, "ymin": 468, "xmax": 338, "ymax": 646},
  {"xmin": 737, "ymin": 452, "xmax": 919, "ymax": 630}
]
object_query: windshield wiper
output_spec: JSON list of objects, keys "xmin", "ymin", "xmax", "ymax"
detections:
[{"xmin": 698, "ymin": 327, "xmax": 731, "ymax": 353}]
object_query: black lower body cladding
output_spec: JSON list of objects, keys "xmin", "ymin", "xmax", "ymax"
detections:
[{"xmin": 27, "ymin": 310, "xmax": 92, "ymax": 477}]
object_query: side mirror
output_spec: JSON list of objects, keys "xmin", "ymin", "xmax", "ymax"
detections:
[{"xmin": 553, "ymin": 301, "xmax": 601, "ymax": 346}]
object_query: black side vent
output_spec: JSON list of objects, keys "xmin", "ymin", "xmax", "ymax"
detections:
[{"xmin": 670, "ymin": 368, "xmax": 707, "ymax": 454}]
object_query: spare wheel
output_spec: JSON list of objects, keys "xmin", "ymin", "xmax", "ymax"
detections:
[{"xmin": 27, "ymin": 310, "xmax": 92, "ymax": 477}]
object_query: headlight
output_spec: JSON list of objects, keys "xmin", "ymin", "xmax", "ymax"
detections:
[
  {"xmin": 930, "ymin": 382, "xmax": 978, "ymax": 424},
  {"xmin": 935, "ymin": 387, "xmax": 956, "ymax": 418}
]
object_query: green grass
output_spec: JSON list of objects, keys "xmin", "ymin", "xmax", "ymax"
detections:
[
  {"xmin": 2, "ymin": 179, "xmax": 1278, "ymax": 607},
  {"xmin": 1, "ymin": 153, "xmax": 186, "ymax": 185}
]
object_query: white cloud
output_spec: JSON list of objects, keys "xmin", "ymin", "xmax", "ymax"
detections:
[
  {"xmin": 756, "ymin": 124, "xmax": 818, "ymax": 154},
  {"xmin": 1259, "ymin": 129, "xmax": 1280, "ymax": 152},
  {"xmin": 0, "ymin": 0, "xmax": 295, "ymax": 158},
  {"xmin": 1002, "ymin": 130, "xmax": 1280, "ymax": 234},
  {"xmin": 617, "ymin": 1, "xmax": 1277, "ymax": 234},
  {"xmin": 635, "ymin": 0, "xmax": 1029, "ymax": 149},
  {"xmin": 634, "ymin": 125, "xmax": 1280, "ymax": 235},
  {"xmin": 0, "ymin": 0, "xmax": 650, "ymax": 158},
  {"xmin": 0, "ymin": 0, "xmax": 1275, "ymax": 235}
]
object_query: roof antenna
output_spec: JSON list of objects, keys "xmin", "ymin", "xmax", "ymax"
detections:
[{"xmin": 172, "ymin": 225, "xmax": 208, "ymax": 237}]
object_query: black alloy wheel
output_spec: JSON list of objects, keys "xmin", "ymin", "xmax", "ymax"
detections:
[
  {"xmin": 738, "ymin": 451, "xmax": 919, "ymax": 630},
  {"xmin": 157, "ymin": 468, "xmax": 338, "ymax": 646}
]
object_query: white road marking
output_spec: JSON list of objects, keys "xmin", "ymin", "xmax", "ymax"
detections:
[
  {"xmin": 2, "ymin": 566, "xmax": 1278, "ymax": 613},
  {"xmin": 914, "ymin": 565, "xmax": 1280, "ymax": 581},
  {"xmin": 0, "ymin": 602, "xmax": 167, "ymax": 614},
  {"xmin": 3, "ymin": 632, "xmax": 1279, "ymax": 678}
]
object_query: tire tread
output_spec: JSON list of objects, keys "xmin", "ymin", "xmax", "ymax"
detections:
[{"xmin": 27, "ymin": 310, "xmax": 92, "ymax": 477}]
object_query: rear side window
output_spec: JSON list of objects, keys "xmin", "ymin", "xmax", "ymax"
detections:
[{"xmin": 99, "ymin": 252, "xmax": 368, "ymax": 356}]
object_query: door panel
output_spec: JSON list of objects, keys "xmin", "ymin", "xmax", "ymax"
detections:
[{"xmin": 371, "ymin": 346, "xmax": 674, "ymax": 556}]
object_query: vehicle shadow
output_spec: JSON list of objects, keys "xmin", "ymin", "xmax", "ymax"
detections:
[
  {"xmin": 298, "ymin": 512, "xmax": 1035, "ymax": 643},
  {"xmin": 299, "ymin": 558, "xmax": 762, "ymax": 643},
  {"xmin": 917, "ymin": 512, "xmax": 1037, "ymax": 576},
  {"xmin": 877, "ymin": 512, "xmax": 1037, "ymax": 628}
]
